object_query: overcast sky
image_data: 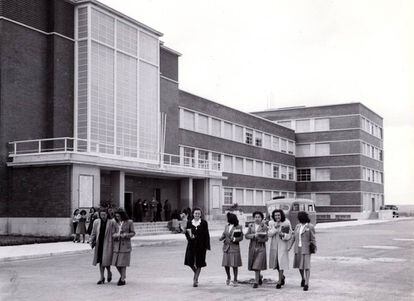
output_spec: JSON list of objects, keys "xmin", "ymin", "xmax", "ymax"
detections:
[{"xmin": 100, "ymin": 0, "xmax": 413, "ymax": 205}]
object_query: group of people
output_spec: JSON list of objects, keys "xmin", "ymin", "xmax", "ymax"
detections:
[
  {"xmin": 183, "ymin": 208, "xmax": 316, "ymax": 291},
  {"xmin": 133, "ymin": 199, "xmax": 172, "ymax": 222}
]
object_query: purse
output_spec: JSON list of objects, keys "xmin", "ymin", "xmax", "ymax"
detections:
[{"xmin": 309, "ymin": 242, "xmax": 316, "ymax": 254}]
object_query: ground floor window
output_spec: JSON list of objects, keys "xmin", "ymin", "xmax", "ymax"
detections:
[{"xmin": 224, "ymin": 188, "xmax": 233, "ymax": 204}]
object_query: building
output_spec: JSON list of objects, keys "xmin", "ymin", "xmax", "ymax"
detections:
[
  {"xmin": 0, "ymin": 0, "xmax": 383, "ymax": 235},
  {"xmin": 253, "ymin": 104, "xmax": 384, "ymax": 220}
]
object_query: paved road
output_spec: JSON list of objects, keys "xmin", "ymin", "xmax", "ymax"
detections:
[{"xmin": 0, "ymin": 219, "xmax": 413, "ymax": 301}]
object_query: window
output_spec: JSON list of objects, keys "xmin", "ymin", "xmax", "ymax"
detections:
[
  {"xmin": 255, "ymin": 131, "xmax": 262, "ymax": 147},
  {"xmin": 272, "ymin": 165, "xmax": 279, "ymax": 179},
  {"xmin": 235, "ymin": 189, "xmax": 244, "ymax": 205},
  {"xmin": 379, "ymin": 128, "xmax": 383, "ymax": 139},
  {"xmin": 245, "ymin": 190, "xmax": 254, "ymax": 205},
  {"xmin": 280, "ymin": 165, "xmax": 287, "ymax": 179},
  {"xmin": 255, "ymin": 190, "xmax": 263, "ymax": 205},
  {"xmin": 273, "ymin": 191, "xmax": 280, "ymax": 198},
  {"xmin": 235, "ymin": 157, "xmax": 244, "ymax": 174},
  {"xmin": 212, "ymin": 118, "xmax": 221, "ymax": 137},
  {"xmin": 280, "ymin": 139, "xmax": 287, "ymax": 153},
  {"xmin": 379, "ymin": 150, "xmax": 383, "ymax": 161},
  {"xmin": 288, "ymin": 167, "xmax": 295, "ymax": 180},
  {"xmin": 296, "ymin": 119, "xmax": 310, "ymax": 133},
  {"xmin": 255, "ymin": 161, "xmax": 263, "ymax": 176},
  {"xmin": 211, "ymin": 152, "xmax": 221, "ymax": 171},
  {"xmin": 288, "ymin": 141, "xmax": 294, "ymax": 154},
  {"xmin": 297, "ymin": 169, "xmax": 311, "ymax": 181},
  {"xmin": 264, "ymin": 163, "xmax": 272, "ymax": 177},
  {"xmin": 183, "ymin": 147, "xmax": 195, "ymax": 167},
  {"xmin": 245, "ymin": 129, "xmax": 253, "ymax": 144},
  {"xmin": 224, "ymin": 155, "xmax": 233, "ymax": 172},
  {"xmin": 198, "ymin": 114, "xmax": 208, "ymax": 134},
  {"xmin": 223, "ymin": 122, "xmax": 233, "ymax": 139},
  {"xmin": 315, "ymin": 143, "xmax": 330, "ymax": 156},
  {"xmin": 315, "ymin": 168, "xmax": 330, "ymax": 181},
  {"xmin": 224, "ymin": 188, "xmax": 233, "ymax": 205},
  {"xmin": 263, "ymin": 134, "xmax": 271, "ymax": 149},
  {"xmin": 278, "ymin": 120, "xmax": 292, "ymax": 129},
  {"xmin": 288, "ymin": 192, "xmax": 295, "ymax": 198},
  {"xmin": 315, "ymin": 194, "xmax": 331, "ymax": 206},
  {"xmin": 265, "ymin": 191, "xmax": 272, "ymax": 202},
  {"xmin": 245, "ymin": 159, "xmax": 253, "ymax": 175},
  {"xmin": 182, "ymin": 110, "xmax": 195, "ymax": 131},
  {"xmin": 272, "ymin": 136, "xmax": 279, "ymax": 151},
  {"xmin": 234, "ymin": 125, "xmax": 243, "ymax": 142},
  {"xmin": 296, "ymin": 144, "xmax": 310, "ymax": 157},
  {"xmin": 315, "ymin": 118, "xmax": 329, "ymax": 131},
  {"xmin": 297, "ymin": 193, "xmax": 311, "ymax": 199},
  {"xmin": 198, "ymin": 150, "xmax": 208, "ymax": 169}
]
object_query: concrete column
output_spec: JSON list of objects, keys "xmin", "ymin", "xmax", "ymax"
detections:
[
  {"xmin": 180, "ymin": 178, "xmax": 193, "ymax": 209},
  {"xmin": 112, "ymin": 171, "xmax": 125, "ymax": 208}
]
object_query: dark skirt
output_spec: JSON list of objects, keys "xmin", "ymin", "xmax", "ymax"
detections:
[
  {"xmin": 222, "ymin": 251, "xmax": 242, "ymax": 267},
  {"xmin": 293, "ymin": 247, "xmax": 311, "ymax": 269},
  {"xmin": 184, "ymin": 244, "xmax": 207, "ymax": 268},
  {"xmin": 248, "ymin": 242, "xmax": 267, "ymax": 271}
]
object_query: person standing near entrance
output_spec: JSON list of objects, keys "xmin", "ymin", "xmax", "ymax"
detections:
[
  {"xmin": 90, "ymin": 207, "xmax": 117, "ymax": 285},
  {"xmin": 134, "ymin": 199, "xmax": 143, "ymax": 222},
  {"xmin": 156, "ymin": 199, "xmax": 162, "ymax": 221},
  {"xmin": 150, "ymin": 197, "xmax": 157, "ymax": 222},
  {"xmin": 164, "ymin": 199, "xmax": 171, "ymax": 221},
  {"xmin": 112, "ymin": 209, "xmax": 135, "ymax": 286},
  {"xmin": 184, "ymin": 208, "xmax": 210, "ymax": 287}
]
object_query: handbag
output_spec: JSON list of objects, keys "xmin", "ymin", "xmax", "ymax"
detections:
[{"xmin": 309, "ymin": 242, "xmax": 316, "ymax": 254}]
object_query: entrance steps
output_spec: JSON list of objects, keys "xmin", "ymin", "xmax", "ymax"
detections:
[{"xmin": 134, "ymin": 222, "xmax": 171, "ymax": 236}]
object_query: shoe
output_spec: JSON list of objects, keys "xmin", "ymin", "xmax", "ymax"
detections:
[
  {"xmin": 281, "ymin": 276, "xmax": 285, "ymax": 286},
  {"xmin": 258, "ymin": 275, "xmax": 263, "ymax": 285},
  {"xmin": 226, "ymin": 279, "xmax": 230, "ymax": 285},
  {"xmin": 107, "ymin": 272, "xmax": 112, "ymax": 283},
  {"xmin": 276, "ymin": 283, "xmax": 282, "ymax": 289},
  {"xmin": 253, "ymin": 283, "xmax": 258, "ymax": 289},
  {"xmin": 231, "ymin": 280, "xmax": 238, "ymax": 287},
  {"xmin": 97, "ymin": 278, "xmax": 105, "ymax": 285},
  {"xmin": 117, "ymin": 279, "xmax": 126, "ymax": 286},
  {"xmin": 193, "ymin": 281, "xmax": 198, "ymax": 287},
  {"xmin": 303, "ymin": 284, "xmax": 309, "ymax": 291},
  {"xmin": 301, "ymin": 279, "xmax": 305, "ymax": 287}
]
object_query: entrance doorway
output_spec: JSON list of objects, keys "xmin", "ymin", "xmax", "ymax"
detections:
[
  {"xmin": 371, "ymin": 198, "xmax": 376, "ymax": 211},
  {"xmin": 125, "ymin": 192, "xmax": 133, "ymax": 218}
]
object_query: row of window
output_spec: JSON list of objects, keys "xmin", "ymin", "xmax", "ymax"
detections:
[
  {"xmin": 362, "ymin": 167, "xmax": 384, "ymax": 184},
  {"xmin": 277, "ymin": 118, "xmax": 330, "ymax": 132},
  {"xmin": 296, "ymin": 193, "xmax": 331, "ymax": 206},
  {"xmin": 296, "ymin": 143, "xmax": 330, "ymax": 157},
  {"xmin": 181, "ymin": 146, "xmax": 296, "ymax": 181},
  {"xmin": 180, "ymin": 108, "xmax": 295, "ymax": 154},
  {"xmin": 361, "ymin": 117, "xmax": 383, "ymax": 139},
  {"xmin": 296, "ymin": 168, "xmax": 330, "ymax": 181},
  {"xmin": 223, "ymin": 188, "xmax": 295, "ymax": 205},
  {"xmin": 361, "ymin": 142, "xmax": 383, "ymax": 161}
]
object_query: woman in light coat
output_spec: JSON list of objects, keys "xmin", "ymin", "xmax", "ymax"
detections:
[
  {"xmin": 90, "ymin": 208, "xmax": 117, "ymax": 284},
  {"xmin": 219, "ymin": 212, "xmax": 243, "ymax": 286},
  {"xmin": 268, "ymin": 209, "xmax": 292, "ymax": 289},
  {"xmin": 112, "ymin": 209, "xmax": 135, "ymax": 286},
  {"xmin": 288, "ymin": 211, "xmax": 316, "ymax": 291},
  {"xmin": 245, "ymin": 211, "xmax": 268, "ymax": 288}
]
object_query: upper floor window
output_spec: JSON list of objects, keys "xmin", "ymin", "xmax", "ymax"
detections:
[
  {"xmin": 224, "ymin": 188, "xmax": 233, "ymax": 205},
  {"xmin": 315, "ymin": 168, "xmax": 330, "ymax": 181},
  {"xmin": 296, "ymin": 119, "xmax": 311, "ymax": 133},
  {"xmin": 234, "ymin": 125, "xmax": 243, "ymax": 143},
  {"xmin": 273, "ymin": 165, "xmax": 279, "ymax": 179},
  {"xmin": 198, "ymin": 114, "xmax": 208, "ymax": 134},
  {"xmin": 280, "ymin": 139, "xmax": 287, "ymax": 153},
  {"xmin": 223, "ymin": 122, "xmax": 233, "ymax": 140},
  {"xmin": 245, "ymin": 129, "xmax": 253, "ymax": 145},
  {"xmin": 297, "ymin": 169, "xmax": 311, "ymax": 181},
  {"xmin": 315, "ymin": 118, "xmax": 329, "ymax": 131},
  {"xmin": 278, "ymin": 120, "xmax": 292, "ymax": 129},
  {"xmin": 255, "ymin": 131, "xmax": 263, "ymax": 147},
  {"xmin": 212, "ymin": 118, "xmax": 221, "ymax": 137},
  {"xmin": 315, "ymin": 143, "xmax": 330, "ymax": 156},
  {"xmin": 182, "ymin": 110, "xmax": 195, "ymax": 131},
  {"xmin": 296, "ymin": 144, "xmax": 310, "ymax": 157}
]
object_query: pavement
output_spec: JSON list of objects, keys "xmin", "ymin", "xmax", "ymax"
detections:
[{"xmin": 0, "ymin": 217, "xmax": 411, "ymax": 263}]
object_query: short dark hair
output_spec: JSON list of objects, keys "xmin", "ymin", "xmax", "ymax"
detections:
[
  {"xmin": 252, "ymin": 211, "xmax": 264, "ymax": 220},
  {"xmin": 80, "ymin": 209, "xmax": 87, "ymax": 215},
  {"xmin": 297, "ymin": 211, "xmax": 310, "ymax": 223},
  {"xmin": 89, "ymin": 207, "xmax": 96, "ymax": 213},
  {"xmin": 227, "ymin": 212, "xmax": 239, "ymax": 226},
  {"xmin": 271, "ymin": 209, "xmax": 286, "ymax": 222},
  {"xmin": 73, "ymin": 209, "xmax": 79, "ymax": 215},
  {"xmin": 98, "ymin": 207, "xmax": 108, "ymax": 217},
  {"xmin": 116, "ymin": 208, "xmax": 130, "ymax": 221},
  {"xmin": 192, "ymin": 207, "xmax": 202, "ymax": 215}
]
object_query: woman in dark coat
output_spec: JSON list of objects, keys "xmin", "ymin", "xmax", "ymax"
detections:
[
  {"xmin": 112, "ymin": 209, "xmax": 135, "ymax": 286},
  {"xmin": 288, "ymin": 211, "xmax": 316, "ymax": 291},
  {"xmin": 219, "ymin": 212, "xmax": 243, "ymax": 286},
  {"xmin": 245, "ymin": 211, "xmax": 268, "ymax": 288},
  {"xmin": 87, "ymin": 207, "xmax": 98, "ymax": 236},
  {"xmin": 89, "ymin": 208, "xmax": 117, "ymax": 284},
  {"xmin": 184, "ymin": 207, "xmax": 210, "ymax": 287}
]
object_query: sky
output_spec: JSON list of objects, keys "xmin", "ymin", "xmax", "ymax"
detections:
[{"xmin": 100, "ymin": 0, "xmax": 414, "ymax": 205}]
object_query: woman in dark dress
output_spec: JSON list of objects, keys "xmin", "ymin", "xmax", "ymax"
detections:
[
  {"xmin": 87, "ymin": 207, "xmax": 97, "ymax": 236},
  {"xmin": 184, "ymin": 207, "xmax": 210, "ymax": 287}
]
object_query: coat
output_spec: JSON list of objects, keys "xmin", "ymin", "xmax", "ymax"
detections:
[
  {"xmin": 184, "ymin": 219, "xmax": 210, "ymax": 268},
  {"xmin": 112, "ymin": 220, "xmax": 135, "ymax": 267},
  {"xmin": 268, "ymin": 219, "xmax": 292, "ymax": 270},
  {"xmin": 245, "ymin": 222, "xmax": 268, "ymax": 271},
  {"xmin": 289, "ymin": 223, "xmax": 316, "ymax": 255},
  {"xmin": 90, "ymin": 218, "xmax": 117, "ymax": 266},
  {"xmin": 219, "ymin": 224, "xmax": 244, "ymax": 253}
]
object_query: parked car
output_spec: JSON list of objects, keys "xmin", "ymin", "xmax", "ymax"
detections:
[{"xmin": 380, "ymin": 205, "xmax": 399, "ymax": 218}]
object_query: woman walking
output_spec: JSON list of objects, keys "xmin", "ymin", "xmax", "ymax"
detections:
[
  {"xmin": 90, "ymin": 207, "xmax": 116, "ymax": 285},
  {"xmin": 112, "ymin": 209, "xmax": 135, "ymax": 286},
  {"xmin": 219, "ymin": 212, "xmax": 243, "ymax": 286},
  {"xmin": 184, "ymin": 208, "xmax": 210, "ymax": 287},
  {"xmin": 245, "ymin": 211, "xmax": 268, "ymax": 288},
  {"xmin": 72, "ymin": 209, "xmax": 80, "ymax": 242},
  {"xmin": 268, "ymin": 209, "xmax": 292, "ymax": 289},
  {"xmin": 288, "ymin": 211, "xmax": 316, "ymax": 291},
  {"xmin": 87, "ymin": 207, "xmax": 98, "ymax": 236},
  {"xmin": 76, "ymin": 210, "xmax": 87, "ymax": 243}
]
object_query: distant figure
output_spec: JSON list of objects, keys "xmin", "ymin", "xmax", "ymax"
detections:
[
  {"xmin": 164, "ymin": 199, "xmax": 172, "ymax": 221},
  {"xmin": 112, "ymin": 209, "xmax": 135, "ymax": 286},
  {"xmin": 184, "ymin": 208, "xmax": 210, "ymax": 287},
  {"xmin": 268, "ymin": 209, "xmax": 292, "ymax": 289},
  {"xmin": 142, "ymin": 200, "xmax": 148, "ymax": 221},
  {"xmin": 245, "ymin": 211, "xmax": 268, "ymax": 289},
  {"xmin": 76, "ymin": 210, "xmax": 88, "ymax": 243},
  {"xmin": 156, "ymin": 200, "xmax": 162, "ymax": 221},
  {"xmin": 134, "ymin": 199, "xmax": 143, "ymax": 222},
  {"xmin": 72, "ymin": 209, "xmax": 80, "ymax": 242},
  {"xmin": 288, "ymin": 211, "xmax": 316, "ymax": 292},
  {"xmin": 219, "ymin": 212, "xmax": 243, "ymax": 286},
  {"xmin": 87, "ymin": 207, "xmax": 98, "ymax": 236},
  {"xmin": 150, "ymin": 198, "xmax": 157, "ymax": 222}
]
